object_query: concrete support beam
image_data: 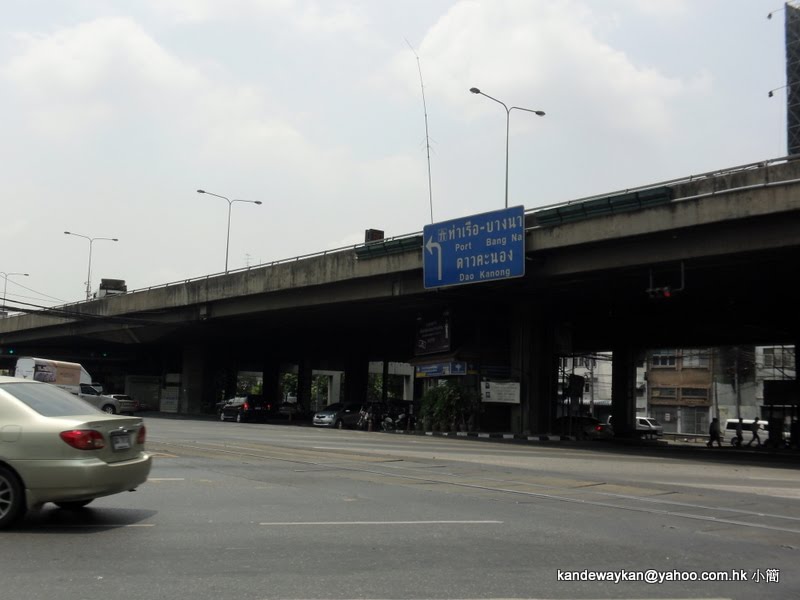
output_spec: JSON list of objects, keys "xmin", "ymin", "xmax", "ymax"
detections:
[
  {"xmin": 180, "ymin": 345, "xmax": 214, "ymax": 415},
  {"xmin": 511, "ymin": 304, "xmax": 530, "ymax": 434},
  {"xmin": 381, "ymin": 360, "xmax": 389, "ymax": 403},
  {"xmin": 297, "ymin": 360, "xmax": 313, "ymax": 411},
  {"xmin": 611, "ymin": 345, "xmax": 639, "ymax": 436},
  {"xmin": 515, "ymin": 304, "xmax": 560, "ymax": 435},
  {"xmin": 344, "ymin": 356, "xmax": 368, "ymax": 405},
  {"xmin": 262, "ymin": 360, "xmax": 281, "ymax": 404},
  {"xmin": 224, "ymin": 360, "xmax": 237, "ymax": 401}
]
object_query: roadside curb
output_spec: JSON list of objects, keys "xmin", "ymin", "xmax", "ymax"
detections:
[
  {"xmin": 380, "ymin": 428, "xmax": 668, "ymax": 445},
  {"xmin": 378, "ymin": 428, "xmax": 800, "ymax": 456}
]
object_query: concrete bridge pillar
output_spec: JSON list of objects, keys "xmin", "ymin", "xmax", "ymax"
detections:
[
  {"xmin": 611, "ymin": 345, "xmax": 639, "ymax": 436},
  {"xmin": 262, "ymin": 360, "xmax": 281, "ymax": 404},
  {"xmin": 223, "ymin": 360, "xmax": 237, "ymax": 401},
  {"xmin": 343, "ymin": 356, "xmax": 369, "ymax": 406},
  {"xmin": 180, "ymin": 345, "xmax": 214, "ymax": 415},
  {"xmin": 297, "ymin": 360, "xmax": 313, "ymax": 412},
  {"xmin": 514, "ymin": 303, "xmax": 559, "ymax": 435}
]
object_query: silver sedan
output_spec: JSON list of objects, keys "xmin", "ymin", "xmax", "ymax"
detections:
[{"xmin": 0, "ymin": 377, "xmax": 152, "ymax": 529}]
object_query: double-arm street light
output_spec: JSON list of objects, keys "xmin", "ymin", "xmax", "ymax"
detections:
[
  {"xmin": 64, "ymin": 232, "xmax": 118, "ymax": 301},
  {"xmin": 197, "ymin": 189, "xmax": 262, "ymax": 273},
  {"xmin": 1, "ymin": 271, "xmax": 29, "ymax": 316},
  {"xmin": 469, "ymin": 87, "xmax": 545, "ymax": 208}
]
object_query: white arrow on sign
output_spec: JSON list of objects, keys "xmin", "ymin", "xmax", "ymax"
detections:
[{"xmin": 425, "ymin": 236, "xmax": 442, "ymax": 281}]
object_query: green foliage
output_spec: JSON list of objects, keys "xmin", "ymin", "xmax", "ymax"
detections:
[
  {"xmin": 281, "ymin": 373, "xmax": 298, "ymax": 398},
  {"xmin": 237, "ymin": 373, "xmax": 262, "ymax": 395},
  {"xmin": 420, "ymin": 381, "xmax": 480, "ymax": 431}
]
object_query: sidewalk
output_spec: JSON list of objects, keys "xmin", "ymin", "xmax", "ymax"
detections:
[{"xmin": 141, "ymin": 411, "xmax": 799, "ymax": 462}]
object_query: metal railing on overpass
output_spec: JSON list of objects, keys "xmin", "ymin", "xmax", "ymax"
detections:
[{"xmin": 26, "ymin": 154, "xmax": 800, "ymax": 314}]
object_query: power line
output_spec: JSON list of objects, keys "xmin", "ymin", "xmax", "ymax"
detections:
[
  {"xmin": 0, "ymin": 298, "xmax": 163, "ymax": 326},
  {"xmin": 3, "ymin": 278, "xmax": 66, "ymax": 303}
]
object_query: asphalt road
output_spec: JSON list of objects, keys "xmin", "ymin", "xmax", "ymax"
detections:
[{"xmin": 2, "ymin": 416, "xmax": 799, "ymax": 600}]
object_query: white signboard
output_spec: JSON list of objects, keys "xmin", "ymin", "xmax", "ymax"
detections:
[
  {"xmin": 482, "ymin": 380, "xmax": 520, "ymax": 404},
  {"xmin": 160, "ymin": 386, "xmax": 180, "ymax": 413}
]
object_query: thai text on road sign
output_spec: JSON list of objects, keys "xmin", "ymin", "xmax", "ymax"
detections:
[{"xmin": 423, "ymin": 205, "xmax": 526, "ymax": 289}]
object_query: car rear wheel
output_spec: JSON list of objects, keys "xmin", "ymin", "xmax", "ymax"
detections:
[
  {"xmin": 236, "ymin": 412, "xmax": 244, "ymax": 423},
  {"xmin": 55, "ymin": 500, "xmax": 93, "ymax": 510},
  {"xmin": 219, "ymin": 411, "xmax": 227, "ymax": 422},
  {"xmin": 335, "ymin": 419, "xmax": 344, "ymax": 430},
  {"xmin": 102, "ymin": 404, "xmax": 116, "ymax": 414},
  {"xmin": 0, "ymin": 466, "xmax": 26, "ymax": 530}
]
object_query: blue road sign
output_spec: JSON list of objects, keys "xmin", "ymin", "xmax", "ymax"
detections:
[{"xmin": 423, "ymin": 205, "xmax": 526, "ymax": 289}]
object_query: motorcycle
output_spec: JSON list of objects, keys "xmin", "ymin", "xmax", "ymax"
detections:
[
  {"xmin": 381, "ymin": 414, "xmax": 396, "ymax": 431},
  {"xmin": 383, "ymin": 411, "xmax": 413, "ymax": 431}
]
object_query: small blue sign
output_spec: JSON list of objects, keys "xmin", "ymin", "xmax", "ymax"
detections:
[
  {"xmin": 423, "ymin": 205, "xmax": 526, "ymax": 289},
  {"xmin": 415, "ymin": 362, "xmax": 468, "ymax": 378}
]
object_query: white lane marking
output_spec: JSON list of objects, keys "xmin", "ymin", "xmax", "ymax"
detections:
[
  {"xmin": 40, "ymin": 523, "xmax": 155, "ymax": 528},
  {"xmin": 148, "ymin": 478, "xmax": 185, "ymax": 481},
  {"xmin": 259, "ymin": 520, "xmax": 503, "ymax": 526}
]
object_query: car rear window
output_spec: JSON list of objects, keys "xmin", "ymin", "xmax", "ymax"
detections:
[{"xmin": 0, "ymin": 382, "xmax": 101, "ymax": 417}]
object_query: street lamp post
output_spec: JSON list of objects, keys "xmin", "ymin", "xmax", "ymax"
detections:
[
  {"xmin": 1, "ymin": 271, "xmax": 29, "ymax": 316},
  {"xmin": 64, "ymin": 232, "xmax": 119, "ymax": 301},
  {"xmin": 469, "ymin": 87, "xmax": 545, "ymax": 208},
  {"xmin": 197, "ymin": 189, "xmax": 262, "ymax": 273}
]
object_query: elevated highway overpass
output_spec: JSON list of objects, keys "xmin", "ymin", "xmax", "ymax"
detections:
[{"xmin": 2, "ymin": 156, "xmax": 799, "ymax": 433}]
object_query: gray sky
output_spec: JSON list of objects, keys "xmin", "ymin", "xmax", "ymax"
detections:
[{"xmin": 0, "ymin": 0, "xmax": 789, "ymax": 307}]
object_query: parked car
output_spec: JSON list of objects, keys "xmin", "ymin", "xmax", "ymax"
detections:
[
  {"xmin": 75, "ymin": 384, "xmax": 125, "ymax": 414},
  {"xmin": 215, "ymin": 397, "xmax": 232, "ymax": 416},
  {"xmin": 552, "ymin": 416, "xmax": 614, "ymax": 440},
  {"xmin": 107, "ymin": 394, "xmax": 139, "ymax": 415},
  {"xmin": 636, "ymin": 416, "xmax": 664, "ymax": 439},
  {"xmin": 607, "ymin": 416, "xmax": 664, "ymax": 439},
  {"xmin": 312, "ymin": 402, "xmax": 362, "ymax": 429},
  {"xmin": 218, "ymin": 395, "xmax": 276, "ymax": 423},
  {"xmin": 0, "ymin": 376, "xmax": 152, "ymax": 529},
  {"xmin": 277, "ymin": 401, "xmax": 310, "ymax": 421}
]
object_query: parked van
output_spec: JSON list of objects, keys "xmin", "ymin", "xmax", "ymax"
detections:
[{"xmin": 723, "ymin": 418, "xmax": 768, "ymax": 444}]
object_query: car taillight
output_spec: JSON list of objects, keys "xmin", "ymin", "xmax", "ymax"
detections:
[
  {"xmin": 60, "ymin": 429, "xmax": 105, "ymax": 450},
  {"xmin": 243, "ymin": 401, "xmax": 250, "ymax": 410},
  {"xmin": 266, "ymin": 404, "xmax": 272, "ymax": 411},
  {"xmin": 595, "ymin": 425, "xmax": 603, "ymax": 432},
  {"xmin": 136, "ymin": 425, "xmax": 146, "ymax": 444}
]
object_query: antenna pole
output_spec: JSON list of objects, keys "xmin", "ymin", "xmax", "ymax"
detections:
[{"xmin": 406, "ymin": 39, "xmax": 434, "ymax": 223}]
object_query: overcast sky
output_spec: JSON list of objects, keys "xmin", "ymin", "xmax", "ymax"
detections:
[{"xmin": 0, "ymin": 0, "xmax": 789, "ymax": 307}]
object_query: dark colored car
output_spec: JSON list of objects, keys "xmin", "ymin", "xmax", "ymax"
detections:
[
  {"xmin": 552, "ymin": 416, "xmax": 614, "ymax": 440},
  {"xmin": 218, "ymin": 395, "xmax": 276, "ymax": 423},
  {"xmin": 278, "ymin": 401, "xmax": 311, "ymax": 421}
]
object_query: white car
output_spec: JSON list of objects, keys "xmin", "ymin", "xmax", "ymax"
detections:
[
  {"xmin": 77, "ymin": 384, "xmax": 132, "ymax": 414},
  {"xmin": 606, "ymin": 416, "xmax": 664, "ymax": 439},
  {"xmin": 0, "ymin": 377, "xmax": 152, "ymax": 529},
  {"xmin": 108, "ymin": 393, "xmax": 139, "ymax": 414},
  {"xmin": 636, "ymin": 416, "xmax": 664, "ymax": 439}
]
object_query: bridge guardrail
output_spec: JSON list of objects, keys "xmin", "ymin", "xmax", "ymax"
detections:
[{"xmin": 34, "ymin": 154, "xmax": 800, "ymax": 313}]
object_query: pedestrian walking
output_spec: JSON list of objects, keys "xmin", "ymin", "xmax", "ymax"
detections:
[
  {"xmin": 707, "ymin": 417, "xmax": 722, "ymax": 448},
  {"xmin": 746, "ymin": 417, "xmax": 762, "ymax": 447},
  {"xmin": 733, "ymin": 418, "xmax": 744, "ymax": 447}
]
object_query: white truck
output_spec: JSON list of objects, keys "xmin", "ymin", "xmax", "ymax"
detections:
[{"xmin": 13, "ymin": 357, "xmax": 133, "ymax": 414}]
